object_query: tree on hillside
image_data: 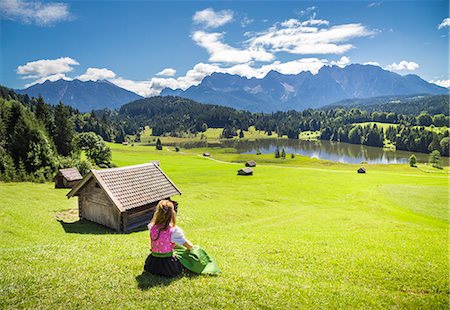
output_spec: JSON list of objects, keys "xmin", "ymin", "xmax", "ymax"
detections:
[
  {"xmin": 0, "ymin": 99, "xmax": 57, "ymax": 180},
  {"xmin": 0, "ymin": 149, "xmax": 17, "ymax": 182},
  {"xmin": 156, "ymin": 138, "xmax": 163, "ymax": 150},
  {"xmin": 54, "ymin": 102, "xmax": 75, "ymax": 156},
  {"xmin": 73, "ymin": 132, "xmax": 111, "ymax": 166},
  {"xmin": 363, "ymin": 125, "xmax": 384, "ymax": 147},
  {"xmin": 440, "ymin": 137, "xmax": 449, "ymax": 157},
  {"xmin": 222, "ymin": 126, "xmax": 237, "ymax": 139},
  {"xmin": 433, "ymin": 114, "xmax": 447, "ymax": 127},
  {"xmin": 115, "ymin": 128, "xmax": 126, "ymax": 143},
  {"xmin": 274, "ymin": 147, "xmax": 280, "ymax": 158},
  {"xmin": 35, "ymin": 96, "xmax": 55, "ymax": 135},
  {"xmin": 348, "ymin": 126, "xmax": 363, "ymax": 144},
  {"xmin": 428, "ymin": 135, "xmax": 441, "ymax": 153},
  {"xmin": 281, "ymin": 148, "xmax": 286, "ymax": 159},
  {"xmin": 239, "ymin": 129, "xmax": 244, "ymax": 139},
  {"xmin": 417, "ymin": 112, "xmax": 433, "ymax": 126},
  {"xmin": 429, "ymin": 150, "xmax": 442, "ymax": 168},
  {"xmin": 408, "ymin": 154, "xmax": 417, "ymax": 167}
]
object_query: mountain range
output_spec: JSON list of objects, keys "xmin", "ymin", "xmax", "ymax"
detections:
[
  {"xmin": 16, "ymin": 79, "xmax": 142, "ymax": 112},
  {"xmin": 161, "ymin": 64, "xmax": 448, "ymax": 112},
  {"xmin": 15, "ymin": 64, "xmax": 448, "ymax": 113}
]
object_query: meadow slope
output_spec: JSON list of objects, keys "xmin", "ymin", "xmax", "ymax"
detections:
[{"xmin": 0, "ymin": 144, "xmax": 448, "ymax": 309}]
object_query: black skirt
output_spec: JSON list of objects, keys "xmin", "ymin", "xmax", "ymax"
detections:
[{"xmin": 144, "ymin": 253, "xmax": 183, "ymax": 277}]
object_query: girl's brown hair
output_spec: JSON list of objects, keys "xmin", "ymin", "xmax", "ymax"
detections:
[{"xmin": 151, "ymin": 200, "xmax": 177, "ymax": 239}]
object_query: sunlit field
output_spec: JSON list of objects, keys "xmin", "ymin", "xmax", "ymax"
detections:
[{"xmin": 0, "ymin": 143, "xmax": 448, "ymax": 308}]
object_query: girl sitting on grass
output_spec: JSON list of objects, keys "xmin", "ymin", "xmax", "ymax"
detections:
[{"xmin": 144, "ymin": 199, "xmax": 193, "ymax": 277}]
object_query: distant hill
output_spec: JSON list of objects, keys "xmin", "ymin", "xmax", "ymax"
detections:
[
  {"xmin": 325, "ymin": 94, "xmax": 450, "ymax": 116},
  {"xmin": 161, "ymin": 64, "xmax": 448, "ymax": 112},
  {"xmin": 16, "ymin": 79, "xmax": 142, "ymax": 112}
]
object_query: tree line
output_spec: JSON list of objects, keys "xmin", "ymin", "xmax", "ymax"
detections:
[
  {"xmin": 0, "ymin": 86, "xmax": 113, "ymax": 182},
  {"xmin": 103, "ymin": 95, "xmax": 449, "ymax": 157}
]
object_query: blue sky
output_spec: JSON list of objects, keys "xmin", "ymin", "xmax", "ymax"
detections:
[{"xmin": 1, "ymin": 0, "xmax": 448, "ymax": 96}]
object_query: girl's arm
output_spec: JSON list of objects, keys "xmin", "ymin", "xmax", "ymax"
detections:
[
  {"xmin": 182, "ymin": 240, "xmax": 193, "ymax": 250},
  {"xmin": 172, "ymin": 227, "xmax": 193, "ymax": 250}
]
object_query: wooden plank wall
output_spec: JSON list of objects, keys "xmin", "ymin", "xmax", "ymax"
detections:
[
  {"xmin": 79, "ymin": 179, "xmax": 121, "ymax": 231},
  {"xmin": 124, "ymin": 203, "xmax": 156, "ymax": 232}
]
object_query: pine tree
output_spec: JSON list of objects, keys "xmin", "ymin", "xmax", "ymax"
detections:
[
  {"xmin": 156, "ymin": 138, "xmax": 163, "ymax": 150},
  {"xmin": 281, "ymin": 148, "xmax": 286, "ymax": 159},
  {"xmin": 35, "ymin": 96, "xmax": 55, "ymax": 136},
  {"xmin": 1, "ymin": 153, "xmax": 16, "ymax": 182},
  {"xmin": 17, "ymin": 160, "xmax": 27, "ymax": 181},
  {"xmin": 53, "ymin": 102, "xmax": 75, "ymax": 156},
  {"xmin": 274, "ymin": 147, "xmax": 280, "ymax": 158}
]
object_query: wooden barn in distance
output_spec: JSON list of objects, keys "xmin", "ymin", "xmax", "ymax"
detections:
[
  {"xmin": 238, "ymin": 167, "xmax": 253, "ymax": 176},
  {"xmin": 55, "ymin": 168, "xmax": 83, "ymax": 188},
  {"xmin": 66, "ymin": 162, "xmax": 181, "ymax": 233},
  {"xmin": 245, "ymin": 160, "xmax": 256, "ymax": 167}
]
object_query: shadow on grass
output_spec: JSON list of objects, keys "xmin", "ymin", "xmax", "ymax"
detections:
[
  {"xmin": 57, "ymin": 219, "xmax": 147, "ymax": 234},
  {"xmin": 135, "ymin": 270, "xmax": 199, "ymax": 290}
]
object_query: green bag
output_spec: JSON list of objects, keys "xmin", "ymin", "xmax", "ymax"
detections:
[{"xmin": 174, "ymin": 245, "xmax": 221, "ymax": 275}]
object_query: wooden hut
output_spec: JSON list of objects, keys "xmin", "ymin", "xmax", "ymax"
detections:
[
  {"xmin": 245, "ymin": 160, "xmax": 256, "ymax": 167},
  {"xmin": 66, "ymin": 162, "xmax": 181, "ymax": 233},
  {"xmin": 54, "ymin": 168, "xmax": 83, "ymax": 188},
  {"xmin": 238, "ymin": 168, "xmax": 253, "ymax": 176},
  {"xmin": 357, "ymin": 167, "xmax": 366, "ymax": 174}
]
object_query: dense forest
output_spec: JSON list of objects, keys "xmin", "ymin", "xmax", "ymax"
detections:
[
  {"xmin": 327, "ymin": 94, "xmax": 449, "ymax": 116},
  {"xmin": 1, "ymin": 85, "xmax": 448, "ymax": 182},
  {"xmin": 0, "ymin": 86, "xmax": 114, "ymax": 182},
  {"xmin": 103, "ymin": 95, "xmax": 449, "ymax": 156}
]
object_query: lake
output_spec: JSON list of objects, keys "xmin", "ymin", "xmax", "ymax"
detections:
[{"xmin": 221, "ymin": 139, "xmax": 449, "ymax": 165}]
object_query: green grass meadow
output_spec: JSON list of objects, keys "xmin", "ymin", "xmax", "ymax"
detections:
[{"xmin": 1, "ymin": 143, "xmax": 449, "ymax": 308}]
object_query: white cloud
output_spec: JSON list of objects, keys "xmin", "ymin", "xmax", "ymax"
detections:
[
  {"xmin": 192, "ymin": 31, "xmax": 274, "ymax": 63},
  {"xmin": 331, "ymin": 56, "xmax": 350, "ymax": 67},
  {"xmin": 17, "ymin": 57, "xmax": 79, "ymax": 79},
  {"xmin": 430, "ymin": 79, "xmax": 450, "ymax": 88},
  {"xmin": 241, "ymin": 16, "xmax": 254, "ymax": 27},
  {"xmin": 368, "ymin": 2, "xmax": 381, "ymax": 8},
  {"xmin": 0, "ymin": 0, "xmax": 72, "ymax": 25},
  {"xmin": 156, "ymin": 68, "xmax": 176, "ymax": 76},
  {"xmin": 109, "ymin": 77, "xmax": 154, "ymax": 97},
  {"xmin": 280, "ymin": 18, "xmax": 329, "ymax": 28},
  {"xmin": 247, "ymin": 20, "xmax": 374, "ymax": 55},
  {"xmin": 385, "ymin": 60, "xmax": 419, "ymax": 71},
  {"xmin": 363, "ymin": 61, "xmax": 380, "ymax": 66},
  {"xmin": 241, "ymin": 16, "xmax": 255, "ymax": 28},
  {"xmin": 438, "ymin": 18, "xmax": 450, "ymax": 29},
  {"xmin": 193, "ymin": 8, "xmax": 233, "ymax": 29},
  {"xmin": 297, "ymin": 6, "xmax": 317, "ymax": 17},
  {"xmin": 76, "ymin": 68, "xmax": 117, "ymax": 81}
]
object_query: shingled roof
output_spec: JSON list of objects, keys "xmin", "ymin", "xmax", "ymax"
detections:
[
  {"xmin": 59, "ymin": 168, "xmax": 83, "ymax": 181},
  {"xmin": 67, "ymin": 163, "xmax": 181, "ymax": 212}
]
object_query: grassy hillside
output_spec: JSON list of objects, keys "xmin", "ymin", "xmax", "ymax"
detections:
[
  {"xmin": 0, "ymin": 143, "xmax": 448, "ymax": 308},
  {"xmin": 354, "ymin": 121, "xmax": 450, "ymax": 134}
]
